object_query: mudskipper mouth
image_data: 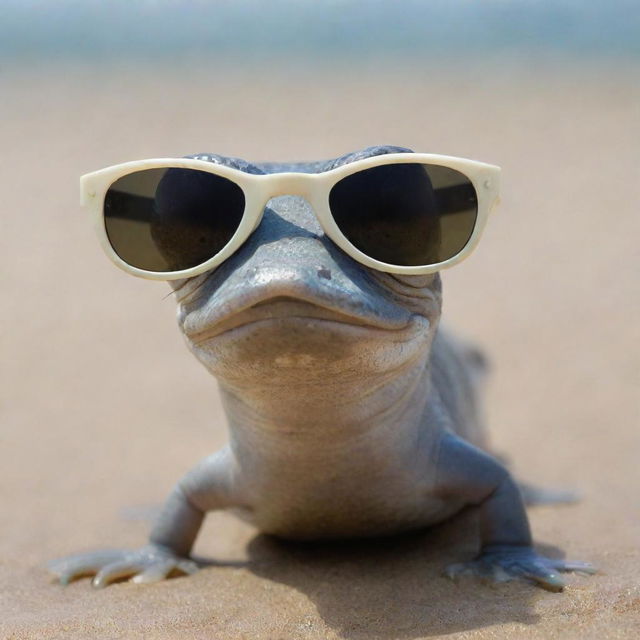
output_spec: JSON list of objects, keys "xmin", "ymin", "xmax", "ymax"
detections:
[{"xmin": 185, "ymin": 296, "xmax": 416, "ymax": 345}]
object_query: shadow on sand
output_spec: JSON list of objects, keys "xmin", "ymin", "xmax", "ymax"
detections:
[{"xmin": 206, "ymin": 510, "xmax": 560, "ymax": 640}]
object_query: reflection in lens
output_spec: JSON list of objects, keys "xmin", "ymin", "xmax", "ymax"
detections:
[
  {"xmin": 104, "ymin": 168, "xmax": 245, "ymax": 272},
  {"xmin": 329, "ymin": 163, "xmax": 478, "ymax": 266}
]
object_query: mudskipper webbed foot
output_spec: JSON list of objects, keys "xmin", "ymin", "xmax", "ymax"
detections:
[
  {"xmin": 48, "ymin": 544, "xmax": 199, "ymax": 588},
  {"xmin": 445, "ymin": 545, "xmax": 596, "ymax": 592}
]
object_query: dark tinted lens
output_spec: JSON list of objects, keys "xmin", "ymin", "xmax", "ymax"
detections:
[
  {"xmin": 104, "ymin": 168, "xmax": 245, "ymax": 272},
  {"xmin": 329, "ymin": 163, "xmax": 478, "ymax": 266}
]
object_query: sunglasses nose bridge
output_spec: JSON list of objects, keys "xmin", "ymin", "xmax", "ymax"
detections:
[{"xmin": 261, "ymin": 172, "xmax": 318, "ymax": 201}]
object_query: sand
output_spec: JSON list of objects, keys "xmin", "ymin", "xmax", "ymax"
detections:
[{"xmin": 1, "ymin": 64, "xmax": 638, "ymax": 639}]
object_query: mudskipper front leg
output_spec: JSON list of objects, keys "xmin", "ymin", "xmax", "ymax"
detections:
[
  {"xmin": 49, "ymin": 448, "xmax": 237, "ymax": 588},
  {"xmin": 436, "ymin": 433, "xmax": 595, "ymax": 591}
]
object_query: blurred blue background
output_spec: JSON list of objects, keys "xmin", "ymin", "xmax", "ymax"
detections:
[{"xmin": 2, "ymin": 0, "xmax": 638, "ymax": 67}]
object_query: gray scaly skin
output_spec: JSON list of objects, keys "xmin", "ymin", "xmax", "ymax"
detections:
[{"xmin": 49, "ymin": 146, "xmax": 595, "ymax": 592}]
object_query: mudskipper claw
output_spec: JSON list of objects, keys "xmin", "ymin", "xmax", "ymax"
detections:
[
  {"xmin": 445, "ymin": 545, "xmax": 597, "ymax": 592},
  {"xmin": 48, "ymin": 544, "xmax": 199, "ymax": 588}
]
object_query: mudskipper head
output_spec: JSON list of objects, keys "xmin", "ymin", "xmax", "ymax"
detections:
[{"xmin": 167, "ymin": 147, "xmax": 442, "ymax": 392}]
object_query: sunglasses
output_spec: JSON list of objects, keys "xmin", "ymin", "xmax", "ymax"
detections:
[{"xmin": 81, "ymin": 153, "xmax": 501, "ymax": 280}]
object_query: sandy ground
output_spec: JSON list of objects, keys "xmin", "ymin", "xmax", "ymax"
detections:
[{"xmin": 1, "ymin": 65, "xmax": 638, "ymax": 639}]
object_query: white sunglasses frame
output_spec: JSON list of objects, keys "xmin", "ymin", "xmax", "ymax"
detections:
[{"xmin": 81, "ymin": 153, "xmax": 501, "ymax": 281}]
